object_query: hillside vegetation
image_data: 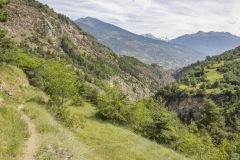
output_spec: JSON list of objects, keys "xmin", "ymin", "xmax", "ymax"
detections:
[
  {"xmin": 155, "ymin": 46, "xmax": 240, "ymax": 159},
  {"xmin": 0, "ymin": 0, "xmax": 189, "ymax": 159},
  {"xmin": 1, "ymin": 0, "xmax": 240, "ymax": 159}
]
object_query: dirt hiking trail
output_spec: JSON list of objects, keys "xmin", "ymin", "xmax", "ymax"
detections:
[{"xmin": 17, "ymin": 104, "xmax": 39, "ymax": 160}]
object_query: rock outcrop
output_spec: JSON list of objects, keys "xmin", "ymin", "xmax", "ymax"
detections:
[{"xmin": 168, "ymin": 94, "xmax": 226, "ymax": 120}]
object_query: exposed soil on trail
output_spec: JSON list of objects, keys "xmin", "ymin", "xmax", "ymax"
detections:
[{"xmin": 17, "ymin": 104, "xmax": 39, "ymax": 160}]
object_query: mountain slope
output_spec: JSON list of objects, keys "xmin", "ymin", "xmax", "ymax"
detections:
[
  {"xmin": 0, "ymin": 0, "xmax": 175, "ymax": 99},
  {"xmin": 0, "ymin": 64, "xmax": 190, "ymax": 160},
  {"xmin": 171, "ymin": 31, "xmax": 240, "ymax": 55},
  {"xmin": 154, "ymin": 46, "xmax": 240, "ymax": 159},
  {"xmin": 75, "ymin": 17, "xmax": 205, "ymax": 69}
]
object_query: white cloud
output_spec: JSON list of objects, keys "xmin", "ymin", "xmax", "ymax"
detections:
[{"xmin": 37, "ymin": 0, "xmax": 240, "ymax": 39}]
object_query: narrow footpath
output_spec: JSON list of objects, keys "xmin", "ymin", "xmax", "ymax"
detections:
[{"xmin": 17, "ymin": 104, "xmax": 39, "ymax": 160}]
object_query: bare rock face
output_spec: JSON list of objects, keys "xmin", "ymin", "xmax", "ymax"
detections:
[
  {"xmin": 168, "ymin": 94, "xmax": 226, "ymax": 120},
  {"xmin": 169, "ymin": 96, "xmax": 204, "ymax": 120}
]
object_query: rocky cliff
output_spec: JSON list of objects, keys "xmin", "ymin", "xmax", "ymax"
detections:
[{"xmin": 168, "ymin": 94, "xmax": 226, "ymax": 121}]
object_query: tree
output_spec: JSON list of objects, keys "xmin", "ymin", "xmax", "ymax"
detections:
[
  {"xmin": 44, "ymin": 60, "xmax": 78, "ymax": 106},
  {"xmin": 96, "ymin": 85, "xmax": 130, "ymax": 122},
  {"xmin": 0, "ymin": 30, "xmax": 18, "ymax": 63},
  {"xmin": 131, "ymin": 98, "xmax": 153, "ymax": 133},
  {"xmin": 197, "ymin": 99, "xmax": 226, "ymax": 144}
]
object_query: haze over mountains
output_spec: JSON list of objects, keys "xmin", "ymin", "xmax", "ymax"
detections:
[
  {"xmin": 170, "ymin": 31, "xmax": 240, "ymax": 56},
  {"xmin": 75, "ymin": 17, "xmax": 205, "ymax": 69}
]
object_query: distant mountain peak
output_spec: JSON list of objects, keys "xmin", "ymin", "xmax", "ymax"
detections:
[
  {"xmin": 75, "ymin": 17, "xmax": 204, "ymax": 69},
  {"xmin": 194, "ymin": 31, "xmax": 237, "ymax": 37},
  {"xmin": 142, "ymin": 33, "xmax": 170, "ymax": 42},
  {"xmin": 142, "ymin": 33, "xmax": 156, "ymax": 39},
  {"xmin": 171, "ymin": 31, "xmax": 240, "ymax": 56}
]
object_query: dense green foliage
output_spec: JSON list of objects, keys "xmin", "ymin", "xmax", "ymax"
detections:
[
  {"xmin": 0, "ymin": 30, "xmax": 17, "ymax": 63},
  {"xmin": 152, "ymin": 46, "xmax": 240, "ymax": 159},
  {"xmin": 0, "ymin": 0, "xmax": 11, "ymax": 7},
  {"xmin": 0, "ymin": 0, "xmax": 11, "ymax": 22},
  {"xmin": 0, "ymin": 29, "xmax": 95, "ymax": 125},
  {"xmin": 60, "ymin": 36, "xmax": 119, "ymax": 80},
  {"xmin": 96, "ymin": 85, "xmax": 233, "ymax": 159}
]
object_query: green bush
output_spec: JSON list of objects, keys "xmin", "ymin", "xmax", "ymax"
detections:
[{"xmin": 0, "ymin": 11, "xmax": 10, "ymax": 22}]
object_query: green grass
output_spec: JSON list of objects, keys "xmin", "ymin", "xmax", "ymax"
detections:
[
  {"xmin": 0, "ymin": 92, "xmax": 29, "ymax": 160},
  {"xmin": 0, "ymin": 64, "xmax": 30, "ymax": 159},
  {"xmin": 0, "ymin": 64, "xmax": 190, "ymax": 159},
  {"xmin": 23, "ymin": 102, "xmax": 90, "ymax": 160},
  {"xmin": 68, "ymin": 104, "xmax": 190, "ymax": 160},
  {"xmin": 180, "ymin": 61, "xmax": 225, "ymax": 94},
  {"xmin": 23, "ymin": 97, "xmax": 190, "ymax": 160},
  {"xmin": 205, "ymin": 68, "xmax": 223, "ymax": 82},
  {"xmin": 179, "ymin": 84, "xmax": 189, "ymax": 89},
  {"xmin": 206, "ymin": 88, "xmax": 222, "ymax": 94}
]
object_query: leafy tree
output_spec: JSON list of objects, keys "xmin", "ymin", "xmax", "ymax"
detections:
[
  {"xmin": 197, "ymin": 99, "xmax": 226, "ymax": 144},
  {"xmin": 131, "ymin": 98, "xmax": 153, "ymax": 133},
  {"xmin": 0, "ymin": 30, "xmax": 18, "ymax": 63},
  {"xmin": 43, "ymin": 60, "xmax": 78, "ymax": 106},
  {"xmin": 96, "ymin": 85, "xmax": 130, "ymax": 122}
]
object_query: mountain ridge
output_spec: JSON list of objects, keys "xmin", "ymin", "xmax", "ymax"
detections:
[
  {"xmin": 171, "ymin": 31, "xmax": 240, "ymax": 55},
  {"xmin": 75, "ymin": 17, "xmax": 206, "ymax": 69}
]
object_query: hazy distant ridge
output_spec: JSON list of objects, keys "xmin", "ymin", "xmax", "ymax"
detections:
[
  {"xmin": 171, "ymin": 31, "xmax": 240, "ymax": 55},
  {"xmin": 75, "ymin": 17, "xmax": 205, "ymax": 69}
]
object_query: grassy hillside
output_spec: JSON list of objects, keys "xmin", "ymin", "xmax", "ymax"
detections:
[
  {"xmin": 0, "ymin": 65, "xmax": 29, "ymax": 160},
  {"xmin": 0, "ymin": 1, "xmax": 191, "ymax": 159},
  {"xmin": 0, "ymin": 64, "xmax": 189, "ymax": 160}
]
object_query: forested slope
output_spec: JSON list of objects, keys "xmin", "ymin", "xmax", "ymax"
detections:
[{"xmin": 155, "ymin": 46, "xmax": 240, "ymax": 159}]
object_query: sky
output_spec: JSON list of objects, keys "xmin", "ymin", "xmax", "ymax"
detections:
[{"xmin": 37, "ymin": 0, "xmax": 240, "ymax": 39}]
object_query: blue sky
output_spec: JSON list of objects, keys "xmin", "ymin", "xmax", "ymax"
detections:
[{"xmin": 37, "ymin": 0, "xmax": 240, "ymax": 39}]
